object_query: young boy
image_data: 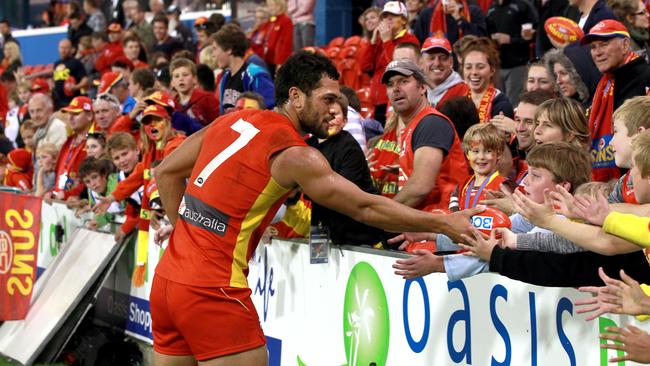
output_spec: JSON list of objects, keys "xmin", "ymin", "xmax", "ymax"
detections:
[
  {"xmin": 78, "ymin": 156, "xmax": 121, "ymax": 229},
  {"xmin": 170, "ymin": 57, "xmax": 219, "ymax": 126},
  {"xmin": 19, "ymin": 121, "xmax": 36, "ymax": 152},
  {"xmin": 393, "ymin": 141, "xmax": 592, "ymax": 280},
  {"xmin": 456, "ymin": 123, "xmax": 508, "ymax": 210},
  {"xmin": 106, "ymin": 132, "xmax": 142, "ymax": 242}
]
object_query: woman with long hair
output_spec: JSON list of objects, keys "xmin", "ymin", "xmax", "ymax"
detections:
[{"xmin": 460, "ymin": 37, "xmax": 513, "ymax": 123}]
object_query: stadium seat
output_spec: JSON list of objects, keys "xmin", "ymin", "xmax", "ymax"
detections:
[
  {"xmin": 356, "ymin": 87, "xmax": 374, "ymax": 119},
  {"xmin": 343, "ymin": 35, "xmax": 362, "ymax": 48},
  {"xmin": 326, "ymin": 36, "xmax": 345, "ymax": 50}
]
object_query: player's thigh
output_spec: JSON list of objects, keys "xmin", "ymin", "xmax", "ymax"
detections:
[
  {"xmin": 153, "ymin": 351, "xmax": 197, "ymax": 366},
  {"xmin": 198, "ymin": 345, "xmax": 268, "ymax": 366}
]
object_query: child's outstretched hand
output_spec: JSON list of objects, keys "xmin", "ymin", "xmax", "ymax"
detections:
[
  {"xmin": 458, "ymin": 229, "xmax": 498, "ymax": 261},
  {"xmin": 511, "ymin": 189, "xmax": 555, "ymax": 228},
  {"xmin": 573, "ymin": 192, "xmax": 610, "ymax": 226},
  {"xmin": 548, "ymin": 185, "xmax": 583, "ymax": 219}
]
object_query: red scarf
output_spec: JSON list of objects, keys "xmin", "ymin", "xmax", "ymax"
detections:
[
  {"xmin": 469, "ymin": 85, "xmax": 496, "ymax": 123},
  {"xmin": 429, "ymin": 0, "xmax": 471, "ymax": 38},
  {"xmin": 369, "ymin": 128, "xmax": 400, "ymax": 198},
  {"xmin": 589, "ymin": 52, "xmax": 638, "ymax": 182}
]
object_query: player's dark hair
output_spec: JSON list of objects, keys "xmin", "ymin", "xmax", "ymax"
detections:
[{"xmin": 275, "ymin": 51, "xmax": 339, "ymax": 106}]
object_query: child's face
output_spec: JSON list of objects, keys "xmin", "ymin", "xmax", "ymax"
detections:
[
  {"xmin": 534, "ymin": 112, "xmax": 566, "ymax": 145},
  {"xmin": 82, "ymin": 172, "xmax": 108, "ymax": 194},
  {"xmin": 21, "ymin": 130, "xmax": 35, "ymax": 148},
  {"xmin": 110, "ymin": 147, "xmax": 139, "ymax": 173},
  {"xmin": 523, "ymin": 166, "xmax": 558, "ymax": 204},
  {"xmin": 466, "ymin": 139, "xmax": 499, "ymax": 177},
  {"xmin": 18, "ymin": 88, "xmax": 31, "ymax": 104},
  {"xmin": 630, "ymin": 160, "xmax": 650, "ymax": 204},
  {"xmin": 37, "ymin": 152, "xmax": 55, "ymax": 171},
  {"xmin": 171, "ymin": 66, "xmax": 195, "ymax": 95},
  {"xmin": 86, "ymin": 138, "xmax": 104, "ymax": 159},
  {"xmin": 610, "ymin": 119, "xmax": 634, "ymax": 169}
]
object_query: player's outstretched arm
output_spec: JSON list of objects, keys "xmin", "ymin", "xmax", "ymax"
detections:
[
  {"xmin": 155, "ymin": 127, "xmax": 207, "ymax": 225},
  {"xmin": 271, "ymin": 146, "xmax": 482, "ymax": 243}
]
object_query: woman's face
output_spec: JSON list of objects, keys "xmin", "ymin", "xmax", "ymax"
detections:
[
  {"xmin": 86, "ymin": 137, "xmax": 104, "ymax": 159},
  {"xmin": 553, "ymin": 62, "xmax": 577, "ymax": 98},
  {"xmin": 526, "ymin": 65, "xmax": 553, "ymax": 92},
  {"xmin": 364, "ymin": 11, "xmax": 380, "ymax": 32},
  {"xmin": 534, "ymin": 111, "xmax": 567, "ymax": 145},
  {"xmin": 463, "ymin": 50, "xmax": 494, "ymax": 93},
  {"xmin": 631, "ymin": 1, "xmax": 649, "ymax": 29}
]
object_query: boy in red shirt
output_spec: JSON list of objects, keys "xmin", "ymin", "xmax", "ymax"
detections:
[
  {"xmin": 170, "ymin": 57, "xmax": 219, "ymax": 126},
  {"xmin": 4, "ymin": 148, "xmax": 33, "ymax": 191}
]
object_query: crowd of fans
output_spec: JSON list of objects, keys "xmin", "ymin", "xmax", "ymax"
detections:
[{"xmin": 0, "ymin": 0, "xmax": 650, "ymax": 362}]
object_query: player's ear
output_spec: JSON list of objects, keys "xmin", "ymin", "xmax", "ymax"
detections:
[{"xmin": 288, "ymin": 86, "xmax": 303, "ymax": 109}]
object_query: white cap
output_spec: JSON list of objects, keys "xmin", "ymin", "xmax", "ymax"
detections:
[{"xmin": 381, "ymin": 1, "xmax": 408, "ymax": 18}]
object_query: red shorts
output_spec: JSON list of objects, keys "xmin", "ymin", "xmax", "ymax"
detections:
[{"xmin": 150, "ymin": 275, "xmax": 266, "ymax": 361}]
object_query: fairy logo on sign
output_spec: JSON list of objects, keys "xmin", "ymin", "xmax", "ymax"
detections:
[
  {"xmin": 342, "ymin": 262, "xmax": 390, "ymax": 366},
  {"xmin": 297, "ymin": 262, "xmax": 390, "ymax": 366}
]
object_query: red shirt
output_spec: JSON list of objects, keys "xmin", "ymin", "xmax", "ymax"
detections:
[
  {"xmin": 53, "ymin": 135, "xmax": 87, "ymax": 199},
  {"xmin": 264, "ymin": 13, "xmax": 293, "ymax": 66},
  {"xmin": 176, "ymin": 88, "xmax": 220, "ymax": 126},
  {"xmin": 438, "ymin": 82, "xmax": 471, "ymax": 107},
  {"xmin": 95, "ymin": 41, "xmax": 125, "ymax": 74},
  {"xmin": 398, "ymin": 106, "xmax": 469, "ymax": 210},
  {"xmin": 362, "ymin": 30, "xmax": 420, "ymax": 106},
  {"xmin": 458, "ymin": 171, "xmax": 506, "ymax": 210},
  {"xmin": 156, "ymin": 109, "xmax": 307, "ymax": 288}
]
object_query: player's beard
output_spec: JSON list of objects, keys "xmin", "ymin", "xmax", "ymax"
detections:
[{"xmin": 298, "ymin": 97, "xmax": 331, "ymax": 139}]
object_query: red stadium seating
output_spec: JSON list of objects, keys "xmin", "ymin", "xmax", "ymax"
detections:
[
  {"xmin": 356, "ymin": 87, "xmax": 374, "ymax": 119},
  {"xmin": 326, "ymin": 36, "xmax": 345, "ymax": 50}
]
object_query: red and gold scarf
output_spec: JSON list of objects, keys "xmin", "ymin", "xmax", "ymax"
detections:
[
  {"xmin": 429, "ymin": 0, "xmax": 471, "ymax": 38},
  {"xmin": 469, "ymin": 85, "xmax": 496, "ymax": 123}
]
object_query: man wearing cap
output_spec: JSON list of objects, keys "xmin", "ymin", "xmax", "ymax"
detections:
[
  {"xmin": 381, "ymin": 59, "xmax": 468, "ymax": 209},
  {"xmin": 583, "ymin": 19, "xmax": 650, "ymax": 182},
  {"xmin": 98, "ymin": 71, "xmax": 136, "ymax": 114},
  {"xmin": 52, "ymin": 39, "xmax": 88, "ymax": 110},
  {"xmin": 420, "ymin": 36, "xmax": 469, "ymax": 107},
  {"xmin": 46, "ymin": 96, "xmax": 93, "ymax": 201},
  {"xmin": 362, "ymin": 1, "xmax": 420, "ymax": 125}
]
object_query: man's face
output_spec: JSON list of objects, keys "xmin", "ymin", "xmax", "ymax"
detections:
[
  {"xmin": 153, "ymin": 21, "xmax": 167, "ymax": 42},
  {"xmin": 83, "ymin": 172, "xmax": 108, "ymax": 194},
  {"xmin": 420, "ymin": 50, "xmax": 453, "ymax": 87},
  {"xmin": 94, "ymin": 100, "xmax": 120, "ymax": 129},
  {"xmin": 171, "ymin": 66, "xmax": 195, "ymax": 95},
  {"xmin": 108, "ymin": 31, "xmax": 122, "ymax": 43},
  {"xmin": 131, "ymin": 9, "xmax": 144, "ymax": 23},
  {"xmin": 590, "ymin": 37, "xmax": 629, "ymax": 73},
  {"xmin": 124, "ymin": 41, "xmax": 140, "ymax": 60},
  {"xmin": 68, "ymin": 111, "xmax": 93, "ymax": 133},
  {"xmin": 111, "ymin": 147, "xmax": 140, "ymax": 173},
  {"xmin": 514, "ymin": 102, "xmax": 538, "ymax": 151},
  {"xmin": 0, "ymin": 23, "xmax": 9, "ymax": 36},
  {"xmin": 58, "ymin": 40, "xmax": 72, "ymax": 59},
  {"xmin": 297, "ymin": 77, "xmax": 340, "ymax": 139},
  {"xmin": 28, "ymin": 98, "xmax": 51, "ymax": 127},
  {"xmin": 386, "ymin": 74, "xmax": 426, "ymax": 116},
  {"xmin": 211, "ymin": 42, "xmax": 231, "ymax": 69}
]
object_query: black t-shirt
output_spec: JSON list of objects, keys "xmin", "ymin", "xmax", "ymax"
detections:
[
  {"xmin": 221, "ymin": 66, "xmax": 245, "ymax": 112},
  {"xmin": 52, "ymin": 57, "xmax": 87, "ymax": 110},
  {"xmin": 306, "ymin": 131, "xmax": 388, "ymax": 246},
  {"xmin": 152, "ymin": 36, "xmax": 184, "ymax": 59},
  {"xmin": 411, "ymin": 114, "xmax": 455, "ymax": 157}
]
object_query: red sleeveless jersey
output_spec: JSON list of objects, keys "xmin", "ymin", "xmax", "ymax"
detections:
[
  {"xmin": 458, "ymin": 171, "xmax": 506, "ymax": 210},
  {"xmin": 156, "ymin": 110, "xmax": 307, "ymax": 288},
  {"xmin": 398, "ymin": 106, "xmax": 469, "ymax": 210}
]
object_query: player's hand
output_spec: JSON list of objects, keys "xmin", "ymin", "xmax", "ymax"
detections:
[
  {"xmin": 92, "ymin": 195, "xmax": 115, "ymax": 215},
  {"xmin": 573, "ymin": 192, "xmax": 610, "ymax": 226},
  {"xmin": 85, "ymin": 220, "xmax": 98, "ymax": 230},
  {"xmin": 388, "ymin": 232, "xmax": 436, "ymax": 250},
  {"xmin": 600, "ymin": 324, "xmax": 650, "ymax": 363},
  {"xmin": 443, "ymin": 205, "xmax": 485, "ymax": 244},
  {"xmin": 511, "ymin": 189, "xmax": 555, "ymax": 228},
  {"xmin": 392, "ymin": 249, "xmax": 443, "ymax": 279},
  {"xmin": 458, "ymin": 229, "xmax": 497, "ymax": 261},
  {"xmin": 154, "ymin": 224, "xmax": 174, "ymax": 246},
  {"xmin": 491, "ymin": 32, "xmax": 511, "ymax": 45}
]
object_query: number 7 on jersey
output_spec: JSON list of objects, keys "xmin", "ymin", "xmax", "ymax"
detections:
[{"xmin": 193, "ymin": 119, "xmax": 260, "ymax": 187}]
